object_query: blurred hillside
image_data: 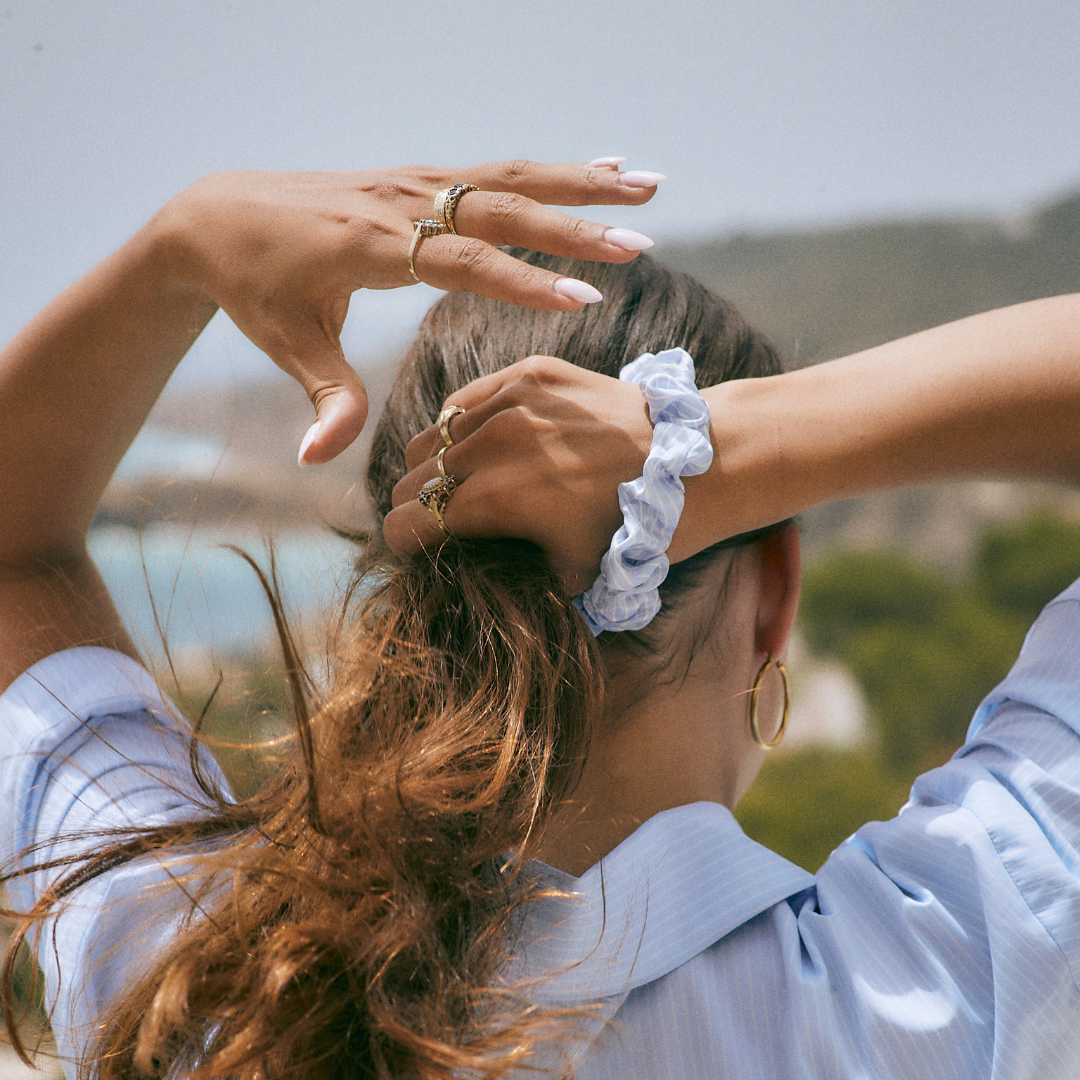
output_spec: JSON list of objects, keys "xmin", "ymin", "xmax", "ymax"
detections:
[
  {"xmin": 659, "ymin": 189, "xmax": 1080, "ymax": 367},
  {"xmin": 100, "ymin": 187, "xmax": 1080, "ymax": 572},
  {"xmin": 96, "ymin": 361, "xmax": 399, "ymax": 534}
]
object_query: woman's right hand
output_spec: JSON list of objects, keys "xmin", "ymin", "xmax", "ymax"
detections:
[
  {"xmin": 155, "ymin": 162, "xmax": 663, "ymax": 465},
  {"xmin": 385, "ymin": 356, "xmax": 656, "ymax": 594}
]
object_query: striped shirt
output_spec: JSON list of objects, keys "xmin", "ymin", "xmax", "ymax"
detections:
[{"xmin": 5, "ymin": 577, "xmax": 1080, "ymax": 1077}]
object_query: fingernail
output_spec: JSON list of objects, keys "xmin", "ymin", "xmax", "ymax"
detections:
[
  {"xmin": 605, "ymin": 227, "xmax": 654, "ymax": 252},
  {"xmin": 588, "ymin": 156, "xmax": 626, "ymax": 169},
  {"xmin": 554, "ymin": 277, "xmax": 603, "ymax": 304},
  {"xmin": 297, "ymin": 421, "xmax": 320, "ymax": 467},
  {"xmin": 620, "ymin": 171, "xmax": 667, "ymax": 188}
]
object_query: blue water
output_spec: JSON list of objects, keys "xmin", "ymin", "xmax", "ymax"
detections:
[{"xmin": 88, "ymin": 525, "xmax": 359, "ymax": 667}]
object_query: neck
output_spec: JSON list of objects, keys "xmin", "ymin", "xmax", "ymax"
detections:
[{"xmin": 534, "ymin": 678, "xmax": 764, "ymax": 877}]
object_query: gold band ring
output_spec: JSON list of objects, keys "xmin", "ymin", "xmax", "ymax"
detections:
[
  {"xmin": 748, "ymin": 655, "xmax": 791, "ymax": 750},
  {"xmin": 407, "ymin": 219, "xmax": 451, "ymax": 284},
  {"xmin": 437, "ymin": 404, "xmax": 466, "ymax": 448},
  {"xmin": 432, "ymin": 184, "xmax": 479, "ymax": 235},
  {"xmin": 418, "ymin": 473, "xmax": 457, "ymax": 533},
  {"xmin": 437, "ymin": 446, "xmax": 450, "ymax": 479}
]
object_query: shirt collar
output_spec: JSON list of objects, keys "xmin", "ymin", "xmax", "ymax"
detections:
[{"xmin": 510, "ymin": 801, "xmax": 814, "ymax": 1002}]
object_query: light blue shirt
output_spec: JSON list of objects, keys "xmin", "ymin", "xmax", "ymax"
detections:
[{"xmin": 5, "ymin": 578, "xmax": 1080, "ymax": 1077}]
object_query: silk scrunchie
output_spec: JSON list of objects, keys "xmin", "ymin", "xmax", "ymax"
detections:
[{"xmin": 573, "ymin": 347, "xmax": 713, "ymax": 634}]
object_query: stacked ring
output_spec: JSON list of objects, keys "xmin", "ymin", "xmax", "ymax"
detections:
[
  {"xmin": 432, "ymin": 184, "xmax": 479, "ymax": 235},
  {"xmin": 407, "ymin": 219, "xmax": 451, "ymax": 284},
  {"xmin": 437, "ymin": 404, "xmax": 466, "ymax": 447},
  {"xmin": 418, "ymin": 447, "xmax": 458, "ymax": 533}
]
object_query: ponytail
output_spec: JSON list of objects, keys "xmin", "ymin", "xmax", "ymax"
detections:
[{"xmin": 62, "ymin": 539, "xmax": 600, "ymax": 1079}]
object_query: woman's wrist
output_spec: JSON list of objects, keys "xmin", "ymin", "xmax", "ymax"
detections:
[
  {"xmin": 0, "ymin": 215, "xmax": 218, "ymax": 563},
  {"xmin": 668, "ymin": 376, "xmax": 799, "ymax": 562},
  {"xmin": 142, "ymin": 187, "xmax": 224, "ymax": 310}
]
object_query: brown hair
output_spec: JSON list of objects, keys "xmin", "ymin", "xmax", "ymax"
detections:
[{"xmin": 3, "ymin": 252, "xmax": 781, "ymax": 1079}]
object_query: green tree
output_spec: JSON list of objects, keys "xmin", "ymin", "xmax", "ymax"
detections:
[
  {"xmin": 842, "ymin": 595, "xmax": 1023, "ymax": 773},
  {"xmin": 798, "ymin": 549, "xmax": 953, "ymax": 656},
  {"xmin": 973, "ymin": 512, "xmax": 1080, "ymax": 625},
  {"xmin": 798, "ymin": 545, "xmax": 1026, "ymax": 774},
  {"xmin": 735, "ymin": 750, "xmax": 910, "ymax": 872}
]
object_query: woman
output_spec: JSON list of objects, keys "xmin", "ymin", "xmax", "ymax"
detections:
[{"xmin": 3, "ymin": 162, "xmax": 1080, "ymax": 1080}]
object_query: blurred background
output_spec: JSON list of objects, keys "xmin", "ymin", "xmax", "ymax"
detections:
[{"xmin": 4, "ymin": 1, "xmax": 1080, "ymax": 1072}]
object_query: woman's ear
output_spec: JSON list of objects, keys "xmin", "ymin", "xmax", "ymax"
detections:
[{"xmin": 754, "ymin": 522, "xmax": 802, "ymax": 659}]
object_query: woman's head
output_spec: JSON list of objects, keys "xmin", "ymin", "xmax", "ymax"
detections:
[
  {"xmin": 364, "ymin": 251, "xmax": 796, "ymax": 869},
  {"xmin": 367, "ymin": 249, "xmax": 785, "ymax": 664}
]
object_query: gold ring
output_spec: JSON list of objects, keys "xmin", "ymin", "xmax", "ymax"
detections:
[
  {"xmin": 418, "ymin": 474, "xmax": 457, "ymax": 533},
  {"xmin": 437, "ymin": 446, "xmax": 449, "ymax": 479},
  {"xmin": 432, "ymin": 184, "xmax": 479, "ymax": 235},
  {"xmin": 407, "ymin": 219, "xmax": 451, "ymax": 284},
  {"xmin": 437, "ymin": 404, "xmax": 465, "ymax": 448}
]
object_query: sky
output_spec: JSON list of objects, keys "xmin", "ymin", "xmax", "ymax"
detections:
[{"xmin": 3, "ymin": 0, "xmax": 1079, "ymax": 387}]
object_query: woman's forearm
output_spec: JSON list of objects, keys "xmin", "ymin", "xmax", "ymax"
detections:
[
  {"xmin": 673, "ymin": 294, "xmax": 1080, "ymax": 560},
  {"xmin": 0, "ymin": 217, "xmax": 215, "ymax": 565}
]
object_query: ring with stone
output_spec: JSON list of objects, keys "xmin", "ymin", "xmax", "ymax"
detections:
[
  {"xmin": 418, "ymin": 473, "xmax": 457, "ymax": 533},
  {"xmin": 432, "ymin": 184, "xmax": 479, "ymax": 235}
]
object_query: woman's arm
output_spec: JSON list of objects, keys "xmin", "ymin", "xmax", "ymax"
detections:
[
  {"xmin": 0, "ymin": 162, "xmax": 660, "ymax": 691},
  {"xmin": 0, "ymin": 224, "xmax": 215, "ymax": 685},
  {"xmin": 677, "ymin": 293, "xmax": 1080, "ymax": 560},
  {"xmin": 386, "ymin": 295, "xmax": 1080, "ymax": 590}
]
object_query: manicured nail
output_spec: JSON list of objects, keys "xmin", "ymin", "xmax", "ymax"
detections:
[
  {"xmin": 605, "ymin": 227, "xmax": 654, "ymax": 252},
  {"xmin": 620, "ymin": 171, "xmax": 667, "ymax": 188},
  {"xmin": 297, "ymin": 421, "xmax": 320, "ymax": 467},
  {"xmin": 588, "ymin": 156, "xmax": 626, "ymax": 169},
  {"xmin": 554, "ymin": 277, "xmax": 603, "ymax": 304}
]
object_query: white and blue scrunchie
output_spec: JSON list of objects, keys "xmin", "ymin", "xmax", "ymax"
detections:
[{"xmin": 573, "ymin": 347, "xmax": 713, "ymax": 635}]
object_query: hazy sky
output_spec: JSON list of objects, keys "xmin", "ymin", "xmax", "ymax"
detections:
[{"xmin": 4, "ymin": 0, "xmax": 1079, "ymax": 385}]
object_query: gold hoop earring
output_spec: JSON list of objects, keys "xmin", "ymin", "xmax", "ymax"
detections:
[{"xmin": 748, "ymin": 655, "xmax": 790, "ymax": 750}]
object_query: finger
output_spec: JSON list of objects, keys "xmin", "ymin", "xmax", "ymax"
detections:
[
  {"xmin": 385, "ymin": 462, "xmax": 508, "ymax": 555},
  {"xmin": 297, "ymin": 378, "xmax": 368, "ymax": 466},
  {"xmin": 403, "ymin": 355, "xmax": 582, "ymax": 469},
  {"xmin": 411, "ymin": 236, "xmax": 605, "ymax": 311},
  {"xmin": 385, "ymin": 451, "xmax": 492, "ymax": 553},
  {"xmin": 403, "ymin": 355, "xmax": 581, "ymax": 469},
  {"xmin": 443, "ymin": 355, "xmax": 579, "ymax": 411},
  {"xmin": 383, "ymin": 500, "xmax": 446, "ymax": 555},
  {"xmin": 452, "ymin": 190, "xmax": 653, "ymax": 263},
  {"xmin": 451, "ymin": 159, "xmax": 666, "ymax": 206},
  {"xmin": 252, "ymin": 316, "xmax": 369, "ymax": 466},
  {"xmin": 403, "ymin": 399, "xmax": 497, "ymax": 470},
  {"xmin": 393, "ymin": 441, "xmax": 474, "ymax": 507}
]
